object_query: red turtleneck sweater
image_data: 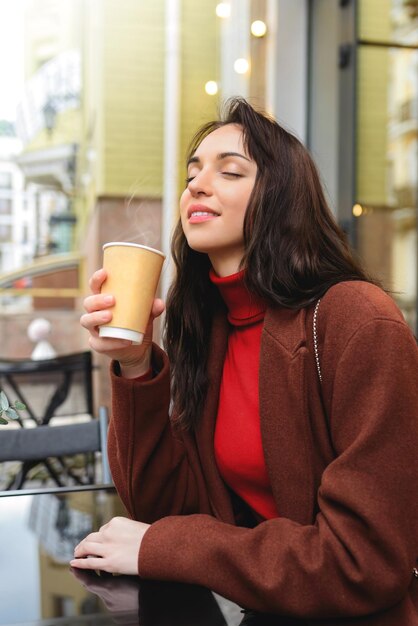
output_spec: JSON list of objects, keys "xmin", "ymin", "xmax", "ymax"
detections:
[{"xmin": 210, "ymin": 269, "xmax": 279, "ymax": 521}]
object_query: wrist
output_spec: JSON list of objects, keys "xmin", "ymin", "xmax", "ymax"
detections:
[{"xmin": 119, "ymin": 348, "xmax": 152, "ymax": 379}]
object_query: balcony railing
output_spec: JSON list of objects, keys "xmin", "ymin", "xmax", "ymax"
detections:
[{"xmin": 0, "ymin": 252, "xmax": 85, "ymax": 299}]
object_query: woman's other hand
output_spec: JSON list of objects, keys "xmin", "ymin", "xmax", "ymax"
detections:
[
  {"xmin": 80, "ymin": 268, "xmax": 165, "ymax": 378},
  {"xmin": 70, "ymin": 516, "xmax": 150, "ymax": 575}
]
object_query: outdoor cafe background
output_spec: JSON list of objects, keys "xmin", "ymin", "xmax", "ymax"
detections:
[{"xmin": 0, "ymin": 0, "xmax": 416, "ymax": 435}]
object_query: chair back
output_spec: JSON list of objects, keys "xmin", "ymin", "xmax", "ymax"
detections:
[
  {"xmin": 0, "ymin": 407, "xmax": 112, "ymax": 489},
  {"xmin": 0, "ymin": 422, "xmax": 100, "ymax": 462}
]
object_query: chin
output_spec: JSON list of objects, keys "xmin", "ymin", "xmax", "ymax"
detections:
[
  {"xmin": 186, "ymin": 241, "xmax": 213, "ymax": 255},
  {"xmin": 183, "ymin": 233, "xmax": 212, "ymax": 254}
]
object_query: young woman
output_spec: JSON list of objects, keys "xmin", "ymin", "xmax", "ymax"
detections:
[{"xmin": 73, "ymin": 99, "xmax": 418, "ymax": 624}]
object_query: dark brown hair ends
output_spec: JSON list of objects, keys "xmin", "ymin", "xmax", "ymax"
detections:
[{"xmin": 164, "ymin": 97, "xmax": 375, "ymax": 431}]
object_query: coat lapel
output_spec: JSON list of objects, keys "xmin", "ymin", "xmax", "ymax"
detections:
[
  {"xmin": 259, "ymin": 306, "xmax": 316, "ymax": 525},
  {"xmin": 195, "ymin": 311, "xmax": 235, "ymax": 523}
]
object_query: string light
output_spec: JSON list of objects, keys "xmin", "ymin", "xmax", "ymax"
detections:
[
  {"xmin": 205, "ymin": 81, "xmax": 218, "ymax": 95},
  {"xmin": 250, "ymin": 20, "xmax": 267, "ymax": 37},
  {"xmin": 215, "ymin": 3, "xmax": 231, "ymax": 18},
  {"xmin": 234, "ymin": 58, "xmax": 249, "ymax": 74},
  {"xmin": 352, "ymin": 203, "xmax": 363, "ymax": 217}
]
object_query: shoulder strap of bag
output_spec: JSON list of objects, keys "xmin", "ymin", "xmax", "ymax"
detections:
[{"xmin": 313, "ymin": 299, "xmax": 322, "ymax": 383}]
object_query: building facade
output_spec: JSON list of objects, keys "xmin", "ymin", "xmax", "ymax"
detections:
[
  {"xmin": 2, "ymin": 0, "xmax": 416, "ymax": 355},
  {"xmin": 0, "ymin": 122, "xmax": 35, "ymax": 280}
]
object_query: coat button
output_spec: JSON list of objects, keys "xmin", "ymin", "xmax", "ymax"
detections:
[{"xmin": 413, "ymin": 568, "xmax": 418, "ymax": 579}]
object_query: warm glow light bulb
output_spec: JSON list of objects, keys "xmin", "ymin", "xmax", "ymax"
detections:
[
  {"xmin": 216, "ymin": 3, "xmax": 231, "ymax": 18},
  {"xmin": 234, "ymin": 58, "xmax": 249, "ymax": 74},
  {"xmin": 251, "ymin": 20, "xmax": 267, "ymax": 37},
  {"xmin": 352, "ymin": 203, "xmax": 363, "ymax": 217},
  {"xmin": 205, "ymin": 81, "xmax": 218, "ymax": 96}
]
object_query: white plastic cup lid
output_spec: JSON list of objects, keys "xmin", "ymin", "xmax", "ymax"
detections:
[{"xmin": 99, "ymin": 326, "xmax": 144, "ymax": 345}]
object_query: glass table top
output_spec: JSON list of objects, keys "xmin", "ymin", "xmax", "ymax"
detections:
[{"xmin": 0, "ymin": 486, "xmax": 243, "ymax": 626}]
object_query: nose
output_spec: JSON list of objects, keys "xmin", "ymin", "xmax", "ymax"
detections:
[{"xmin": 187, "ymin": 168, "xmax": 213, "ymax": 197}]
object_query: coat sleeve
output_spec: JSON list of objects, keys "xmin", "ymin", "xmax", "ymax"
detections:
[
  {"xmin": 108, "ymin": 343, "xmax": 210, "ymax": 522},
  {"xmin": 136, "ymin": 319, "xmax": 418, "ymax": 619}
]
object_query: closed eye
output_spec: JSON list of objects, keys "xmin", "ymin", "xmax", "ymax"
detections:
[{"xmin": 185, "ymin": 172, "xmax": 242, "ymax": 185}]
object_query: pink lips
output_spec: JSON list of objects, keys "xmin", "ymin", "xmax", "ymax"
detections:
[
  {"xmin": 189, "ymin": 214, "xmax": 218, "ymax": 224},
  {"xmin": 187, "ymin": 204, "xmax": 220, "ymax": 224}
]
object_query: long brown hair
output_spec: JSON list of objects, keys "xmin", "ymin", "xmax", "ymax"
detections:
[{"xmin": 164, "ymin": 97, "xmax": 375, "ymax": 430}]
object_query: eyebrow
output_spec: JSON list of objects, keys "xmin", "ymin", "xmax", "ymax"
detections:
[{"xmin": 187, "ymin": 151, "xmax": 251, "ymax": 166}]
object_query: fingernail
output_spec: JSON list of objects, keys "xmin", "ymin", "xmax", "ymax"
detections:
[{"xmin": 103, "ymin": 295, "xmax": 113, "ymax": 304}]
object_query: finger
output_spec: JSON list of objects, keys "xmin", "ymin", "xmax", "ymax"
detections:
[
  {"xmin": 83, "ymin": 293, "xmax": 115, "ymax": 314},
  {"xmin": 70, "ymin": 557, "xmax": 109, "ymax": 572},
  {"xmin": 150, "ymin": 298, "xmax": 165, "ymax": 319},
  {"xmin": 80, "ymin": 310, "xmax": 112, "ymax": 331},
  {"xmin": 81, "ymin": 323, "xmax": 100, "ymax": 339},
  {"xmin": 88, "ymin": 335, "xmax": 133, "ymax": 354},
  {"xmin": 74, "ymin": 540, "xmax": 105, "ymax": 558},
  {"xmin": 74, "ymin": 532, "xmax": 102, "ymax": 550},
  {"xmin": 89, "ymin": 268, "xmax": 108, "ymax": 294}
]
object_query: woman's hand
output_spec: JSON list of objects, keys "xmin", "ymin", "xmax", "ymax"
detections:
[
  {"xmin": 80, "ymin": 268, "xmax": 165, "ymax": 378},
  {"xmin": 70, "ymin": 516, "xmax": 150, "ymax": 575}
]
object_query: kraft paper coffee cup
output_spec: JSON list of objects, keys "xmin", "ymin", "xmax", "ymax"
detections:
[{"xmin": 99, "ymin": 242, "xmax": 165, "ymax": 344}]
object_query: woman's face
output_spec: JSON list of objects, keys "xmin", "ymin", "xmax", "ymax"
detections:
[{"xmin": 180, "ymin": 124, "xmax": 257, "ymax": 276}]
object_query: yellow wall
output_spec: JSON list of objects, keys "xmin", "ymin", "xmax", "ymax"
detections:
[
  {"xmin": 91, "ymin": 0, "xmax": 219, "ymax": 198},
  {"xmin": 179, "ymin": 0, "xmax": 219, "ymax": 186},
  {"xmin": 356, "ymin": 0, "xmax": 391, "ymax": 205},
  {"xmin": 356, "ymin": 46, "xmax": 390, "ymax": 205},
  {"xmin": 357, "ymin": 0, "xmax": 391, "ymax": 41},
  {"xmin": 76, "ymin": 0, "xmax": 220, "ymax": 241},
  {"xmin": 101, "ymin": 0, "xmax": 165, "ymax": 198}
]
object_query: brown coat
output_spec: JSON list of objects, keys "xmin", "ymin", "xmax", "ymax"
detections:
[{"xmin": 108, "ymin": 281, "xmax": 418, "ymax": 623}]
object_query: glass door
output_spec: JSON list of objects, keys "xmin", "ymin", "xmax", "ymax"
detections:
[{"xmin": 356, "ymin": 0, "xmax": 418, "ymax": 331}]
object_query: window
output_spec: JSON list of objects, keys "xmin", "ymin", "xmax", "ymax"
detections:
[
  {"xmin": 22, "ymin": 224, "xmax": 29, "ymax": 244},
  {"xmin": 355, "ymin": 0, "xmax": 418, "ymax": 331},
  {"xmin": 0, "ymin": 172, "xmax": 12, "ymax": 189},
  {"xmin": 0, "ymin": 199, "xmax": 12, "ymax": 215},
  {"xmin": 0, "ymin": 225, "xmax": 12, "ymax": 242},
  {"xmin": 309, "ymin": 0, "xmax": 418, "ymax": 333}
]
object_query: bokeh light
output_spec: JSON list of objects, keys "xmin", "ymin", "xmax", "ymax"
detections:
[
  {"xmin": 250, "ymin": 20, "xmax": 267, "ymax": 37},
  {"xmin": 215, "ymin": 3, "xmax": 231, "ymax": 18},
  {"xmin": 233, "ymin": 58, "xmax": 249, "ymax": 74},
  {"xmin": 205, "ymin": 80, "xmax": 218, "ymax": 95}
]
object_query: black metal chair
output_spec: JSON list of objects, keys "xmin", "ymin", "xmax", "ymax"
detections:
[
  {"xmin": 0, "ymin": 351, "xmax": 111, "ymax": 489},
  {"xmin": 0, "ymin": 406, "xmax": 112, "ymax": 489}
]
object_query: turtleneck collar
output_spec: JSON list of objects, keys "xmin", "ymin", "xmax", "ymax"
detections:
[{"xmin": 209, "ymin": 268, "xmax": 266, "ymax": 327}]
